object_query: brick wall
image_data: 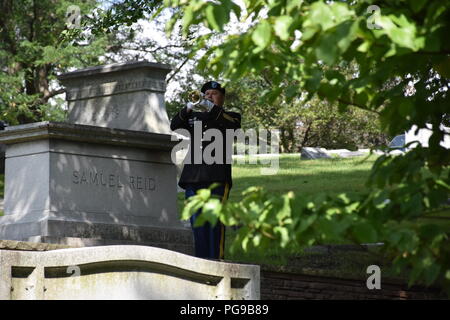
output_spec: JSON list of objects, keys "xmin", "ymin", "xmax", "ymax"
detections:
[{"xmin": 261, "ymin": 270, "xmax": 445, "ymax": 300}]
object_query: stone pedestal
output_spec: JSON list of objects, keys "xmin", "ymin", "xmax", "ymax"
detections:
[
  {"xmin": 0, "ymin": 122, "xmax": 192, "ymax": 253},
  {"xmin": 0, "ymin": 61, "xmax": 192, "ymax": 254},
  {"xmin": 58, "ymin": 61, "xmax": 172, "ymax": 133}
]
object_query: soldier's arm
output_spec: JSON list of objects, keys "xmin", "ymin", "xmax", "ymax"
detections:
[
  {"xmin": 206, "ymin": 105, "xmax": 241, "ymax": 129},
  {"xmin": 170, "ymin": 107, "xmax": 191, "ymax": 131}
]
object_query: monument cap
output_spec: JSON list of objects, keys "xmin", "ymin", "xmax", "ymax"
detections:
[{"xmin": 201, "ymin": 81, "xmax": 225, "ymax": 95}]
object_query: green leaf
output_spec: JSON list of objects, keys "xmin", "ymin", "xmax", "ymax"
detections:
[
  {"xmin": 315, "ymin": 21, "xmax": 357, "ymax": 65},
  {"xmin": 297, "ymin": 214, "xmax": 317, "ymax": 233},
  {"xmin": 274, "ymin": 15, "xmax": 293, "ymax": 41},
  {"xmin": 274, "ymin": 226, "xmax": 290, "ymax": 248},
  {"xmin": 419, "ymin": 224, "xmax": 442, "ymax": 242},
  {"xmin": 252, "ymin": 233, "xmax": 262, "ymax": 247},
  {"xmin": 329, "ymin": 3, "xmax": 354, "ymax": 22},
  {"xmin": 410, "ymin": 0, "xmax": 427, "ymax": 13},
  {"xmin": 357, "ymin": 41, "xmax": 370, "ymax": 53},
  {"xmin": 325, "ymin": 70, "xmax": 346, "ymax": 83},
  {"xmin": 435, "ymin": 179, "xmax": 450, "ymax": 190},
  {"xmin": 353, "ymin": 91, "xmax": 368, "ymax": 107},
  {"xmin": 242, "ymin": 235, "xmax": 250, "ymax": 251},
  {"xmin": 194, "ymin": 199, "xmax": 222, "ymax": 227},
  {"xmin": 306, "ymin": 1, "xmax": 334, "ymax": 31},
  {"xmin": 424, "ymin": 262, "xmax": 440, "ymax": 286},
  {"xmin": 197, "ymin": 188, "xmax": 211, "ymax": 200},
  {"xmin": 353, "ymin": 222, "xmax": 377, "ymax": 243},
  {"xmin": 205, "ymin": 3, "xmax": 227, "ymax": 32},
  {"xmin": 378, "ymin": 15, "xmax": 418, "ymax": 50},
  {"xmin": 315, "ymin": 35, "xmax": 339, "ymax": 65},
  {"xmin": 181, "ymin": 7, "xmax": 194, "ymax": 32},
  {"xmin": 285, "ymin": 84, "xmax": 300, "ymax": 99},
  {"xmin": 301, "ymin": 25, "xmax": 319, "ymax": 41},
  {"xmin": 260, "ymin": 87, "xmax": 283, "ymax": 104},
  {"xmin": 337, "ymin": 193, "xmax": 351, "ymax": 204},
  {"xmin": 304, "ymin": 68, "xmax": 322, "ymax": 92},
  {"xmin": 251, "ymin": 20, "xmax": 272, "ymax": 52},
  {"xmin": 181, "ymin": 198, "xmax": 202, "ymax": 220},
  {"xmin": 318, "ymin": 83, "xmax": 340, "ymax": 102},
  {"xmin": 230, "ymin": 1, "xmax": 242, "ymax": 19},
  {"xmin": 286, "ymin": 0, "xmax": 303, "ymax": 14},
  {"xmin": 276, "ymin": 193, "xmax": 292, "ymax": 221},
  {"xmin": 408, "ymin": 259, "xmax": 423, "ymax": 287}
]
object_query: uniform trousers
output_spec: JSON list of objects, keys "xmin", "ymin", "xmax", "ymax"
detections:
[{"xmin": 184, "ymin": 182, "xmax": 230, "ymax": 260}]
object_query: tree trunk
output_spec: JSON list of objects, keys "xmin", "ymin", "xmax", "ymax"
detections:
[{"xmin": 299, "ymin": 122, "xmax": 312, "ymax": 151}]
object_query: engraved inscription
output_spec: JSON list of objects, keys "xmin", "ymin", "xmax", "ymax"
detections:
[
  {"xmin": 72, "ymin": 170, "xmax": 156, "ymax": 191},
  {"xmin": 66, "ymin": 79, "xmax": 166, "ymax": 100}
]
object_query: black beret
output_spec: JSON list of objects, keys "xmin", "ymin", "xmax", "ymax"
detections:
[{"xmin": 201, "ymin": 81, "xmax": 225, "ymax": 95}]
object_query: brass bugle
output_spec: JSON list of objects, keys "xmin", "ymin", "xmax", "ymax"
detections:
[{"xmin": 188, "ymin": 90, "xmax": 203, "ymax": 105}]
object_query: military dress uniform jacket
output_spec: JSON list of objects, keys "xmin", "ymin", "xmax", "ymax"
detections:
[{"xmin": 170, "ymin": 104, "xmax": 241, "ymax": 189}]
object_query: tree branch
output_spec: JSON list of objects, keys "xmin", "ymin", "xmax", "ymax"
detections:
[
  {"xmin": 336, "ymin": 98, "xmax": 380, "ymax": 115},
  {"xmin": 260, "ymin": 70, "xmax": 273, "ymax": 88},
  {"xmin": 44, "ymin": 88, "xmax": 65, "ymax": 100},
  {"xmin": 166, "ymin": 56, "xmax": 190, "ymax": 84},
  {"xmin": 109, "ymin": 44, "xmax": 185, "ymax": 54}
]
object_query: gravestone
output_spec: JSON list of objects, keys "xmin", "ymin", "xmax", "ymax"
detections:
[
  {"xmin": 300, "ymin": 147, "xmax": 331, "ymax": 160},
  {"xmin": 0, "ymin": 61, "xmax": 192, "ymax": 254},
  {"xmin": 59, "ymin": 60, "xmax": 172, "ymax": 133}
]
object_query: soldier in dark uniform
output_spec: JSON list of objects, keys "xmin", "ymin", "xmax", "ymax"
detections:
[{"xmin": 170, "ymin": 81, "xmax": 241, "ymax": 260}]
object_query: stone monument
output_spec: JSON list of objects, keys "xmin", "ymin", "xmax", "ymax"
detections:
[
  {"xmin": 0, "ymin": 61, "xmax": 193, "ymax": 254},
  {"xmin": 60, "ymin": 61, "xmax": 172, "ymax": 133}
]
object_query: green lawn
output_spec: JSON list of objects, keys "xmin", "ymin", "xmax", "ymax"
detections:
[
  {"xmin": 231, "ymin": 153, "xmax": 376, "ymax": 200},
  {"xmin": 176, "ymin": 154, "xmax": 448, "ymax": 283},
  {"xmin": 227, "ymin": 154, "xmax": 378, "ymax": 270},
  {"xmin": 177, "ymin": 153, "xmax": 377, "ymax": 213},
  {"xmin": 177, "ymin": 154, "xmax": 383, "ymax": 274}
]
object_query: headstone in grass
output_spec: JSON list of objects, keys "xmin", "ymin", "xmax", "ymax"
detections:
[{"xmin": 300, "ymin": 147, "xmax": 331, "ymax": 160}]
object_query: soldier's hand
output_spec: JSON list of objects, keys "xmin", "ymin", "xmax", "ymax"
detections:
[
  {"xmin": 194, "ymin": 99, "xmax": 214, "ymax": 112},
  {"xmin": 186, "ymin": 102, "xmax": 194, "ymax": 112}
]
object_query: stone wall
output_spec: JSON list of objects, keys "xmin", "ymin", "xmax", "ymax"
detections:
[
  {"xmin": 0, "ymin": 241, "xmax": 260, "ymax": 300},
  {"xmin": 260, "ymin": 270, "xmax": 445, "ymax": 300},
  {"xmin": 1, "ymin": 240, "xmax": 445, "ymax": 300}
]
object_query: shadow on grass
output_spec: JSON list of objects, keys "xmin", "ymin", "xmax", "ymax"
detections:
[{"xmin": 230, "ymin": 167, "xmax": 373, "ymax": 200}]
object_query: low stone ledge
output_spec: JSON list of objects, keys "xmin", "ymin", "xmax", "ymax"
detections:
[
  {"xmin": 0, "ymin": 121, "xmax": 177, "ymax": 151},
  {"xmin": 0, "ymin": 239, "xmax": 73, "ymax": 251},
  {"xmin": 0, "ymin": 244, "xmax": 260, "ymax": 300}
]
